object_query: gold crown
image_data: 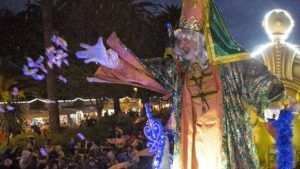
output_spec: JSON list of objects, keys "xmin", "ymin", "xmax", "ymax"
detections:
[{"xmin": 179, "ymin": 16, "xmax": 204, "ymax": 32}]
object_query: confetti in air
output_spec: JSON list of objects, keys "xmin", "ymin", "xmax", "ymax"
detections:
[
  {"xmin": 23, "ymin": 35, "xmax": 69, "ymax": 83},
  {"xmin": 0, "ymin": 107, "xmax": 5, "ymax": 113},
  {"xmin": 58, "ymin": 75, "xmax": 67, "ymax": 84},
  {"xmin": 77, "ymin": 133, "xmax": 86, "ymax": 141},
  {"xmin": 12, "ymin": 87, "xmax": 19, "ymax": 97},
  {"xmin": 6, "ymin": 105, "xmax": 15, "ymax": 111}
]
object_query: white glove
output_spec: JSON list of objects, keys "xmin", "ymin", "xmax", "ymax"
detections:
[
  {"xmin": 76, "ymin": 37, "xmax": 119, "ymax": 69},
  {"xmin": 264, "ymin": 107, "xmax": 283, "ymax": 122}
]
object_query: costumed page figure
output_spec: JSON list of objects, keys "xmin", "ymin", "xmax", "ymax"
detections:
[{"xmin": 76, "ymin": 0, "xmax": 286, "ymax": 168}]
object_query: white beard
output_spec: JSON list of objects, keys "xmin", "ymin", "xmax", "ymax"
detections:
[{"xmin": 174, "ymin": 29, "xmax": 209, "ymax": 69}]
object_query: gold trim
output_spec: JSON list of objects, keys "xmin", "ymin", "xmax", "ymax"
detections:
[
  {"xmin": 204, "ymin": 0, "xmax": 251, "ymax": 65},
  {"xmin": 179, "ymin": 16, "xmax": 204, "ymax": 32},
  {"xmin": 269, "ymin": 98, "xmax": 290, "ymax": 107}
]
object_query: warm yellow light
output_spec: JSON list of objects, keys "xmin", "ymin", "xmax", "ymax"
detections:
[
  {"xmin": 264, "ymin": 9, "xmax": 294, "ymax": 41},
  {"xmin": 133, "ymin": 87, "xmax": 138, "ymax": 92},
  {"xmin": 252, "ymin": 9, "xmax": 299, "ymax": 57},
  {"xmin": 251, "ymin": 42, "xmax": 300, "ymax": 58}
]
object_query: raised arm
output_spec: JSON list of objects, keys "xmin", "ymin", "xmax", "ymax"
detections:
[
  {"xmin": 240, "ymin": 59, "xmax": 286, "ymax": 118},
  {"xmin": 76, "ymin": 33, "xmax": 168, "ymax": 94}
]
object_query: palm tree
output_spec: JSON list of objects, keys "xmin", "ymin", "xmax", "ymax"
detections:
[
  {"xmin": 0, "ymin": 105, "xmax": 24, "ymax": 146},
  {"xmin": 57, "ymin": 0, "xmax": 164, "ymax": 58},
  {"xmin": 0, "ymin": 75, "xmax": 26, "ymax": 101},
  {"xmin": 157, "ymin": 4, "xmax": 182, "ymax": 29},
  {"xmin": 0, "ymin": 75, "xmax": 26, "ymax": 146}
]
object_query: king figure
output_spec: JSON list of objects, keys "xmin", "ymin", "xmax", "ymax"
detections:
[{"xmin": 76, "ymin": 0, "xmax": 286, "ymax": 168}]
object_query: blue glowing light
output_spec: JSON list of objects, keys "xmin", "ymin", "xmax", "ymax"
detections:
[
  {"xmin": 143, "ymin": 103, "xmax": 167, "ymax": 169},
  {"xmin": 58, "ymin": 75, "xmax": 67, "ymax": 84},
  {"xmin": 6, "ymin": 105, "xmax": 14, "ymax": 111},
  {"xmin": 0, "ymin": 107, "xmax": 5, "ymax": 113},
  {"xmin": 77, "ymin": 133, "xmax": 85, "ymax": 141},
  {"xmin": 11, "ymin": 87, "xmax": 19, "ymax": 97},
  {"xmin": 23, "ymin": 35, "xmax": 69, "ymax": 83}
]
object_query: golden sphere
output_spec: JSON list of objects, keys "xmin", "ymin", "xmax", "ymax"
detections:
[{"xmin": 263, "ymin": 9, "xmax": 294, "ymax": 40}]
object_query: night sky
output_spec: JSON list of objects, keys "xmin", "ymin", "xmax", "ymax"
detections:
[{"xmin": 1, "ymin": 0, "xmax": 300, "ymax": 51}]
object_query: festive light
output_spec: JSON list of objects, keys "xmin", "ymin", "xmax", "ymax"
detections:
[
  {"xmin": 6, "ymin": 105, "xmax": 15, "ymax": 111},
  {"xmin": 12, "ymin": 87, "xmax": 19, "ymax": 97},
  {"xmin": 0, "ymin": 107, "xmax": 5, "ymax": 113},
  {"xmin": 264, "ymin": 9, "xmax": 294, "ymax": 42},
  {"xmin": 23, "ymin": 35, "xmax": 69, "ymax": 83},
  {"xmin": 166, "ymin": 22, "xmax": 173, "ymax": 37},
  {"xmin": 251, "ymin": 42, "xmax": 300, "ymax": 58},
  {"xmin": 51, "ymin": 35, "xmax": 68, "ymax": 51},
  {"xmin": 144, "ymin": 103, "xmax": 167, "ymax": 169},
  {"xmin": 77, "ymin": 133, "xmax": 86, "ymax": 141},
  {"xmin": 23, "ymin": 56, "xmax": 46, "ymax": 81},
  {"xmin": 40, "ymin": 148, "xmax": 47, "ymax": 157},
  {"xmin": 252, "ymin": 9, "xmax": 300, "ymax": 57},
  {"xmin": 58, "ymin": 75, "xmax": 67, "ymax": 84},
  {"xmin": 0, "ymin": 97, "xmax": 105, "ymax": 105}
]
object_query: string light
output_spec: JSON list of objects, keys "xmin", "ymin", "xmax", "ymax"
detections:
[
  {"xmin": 0, "ymin": 97, "xmax": 149, "ymax": 105},
  {"xmin": 0, "ymin": 97, "xmax": 97, "ymax": 105}
]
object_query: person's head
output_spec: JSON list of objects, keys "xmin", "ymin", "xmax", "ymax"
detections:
[
  {"xmin": 131, "ymin": 139, "xmax": 138, "ymax": 148},
  {"xmin": 21, "ymin": 150, "xmax": 31, "ymax": 161},
  {"xmin": 3, "ymin": 158, "xmax": 13, "ymax": 167},
  {"xmin": 88, "ymin": 157, "xmax": 96, "ymax": 166},
  {"xmin": 174, "ymin": 29, "xmax": 208, "ymax": 68}
]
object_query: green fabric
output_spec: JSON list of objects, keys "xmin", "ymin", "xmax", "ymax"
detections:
[
  {"xmin": 138, "ymin": 0, "xmax": 285, "ymax": 167},
  {"xmin": 219, "ymin": 59, "xmax": 285, "ymax": 168},
  {"xmin": 141, "ymin": 56, "xmax": 285, "ymax": 169},
  {"xmin": 209, "ymin": 0, "xmax": 247, "ymax": 56}
]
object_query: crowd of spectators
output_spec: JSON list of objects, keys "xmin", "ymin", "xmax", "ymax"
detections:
[{"xmin": 0, "ymin": 132, "xmax": 152, "ymax": 169}]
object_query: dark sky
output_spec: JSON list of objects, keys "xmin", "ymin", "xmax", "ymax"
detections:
[{"xmin": 1, "ymin": 0, "xmax": 300, "ymax": 51}]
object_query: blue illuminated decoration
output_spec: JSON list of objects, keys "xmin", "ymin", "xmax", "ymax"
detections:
[
  {"xmin": 143, "ymin": 103, "xmax": 166, "ymax": 169},
  {"xmin": 23, "ymin": 35, "xmax": 69, "ymax": 83},
  {"xmin": 58, "ymin": 74, "xmax": 67, "ymax": 84},
  {"xmin": 166, "ymin": 22, "xmax": 172, "ymax": 37},
  {"xmin": 0, "ymin": 104, "xmax": 15, "ymax": 113},
  {"xmin": 269, "ymin": 109, "xmax": 294, "ymax": 169},
  {"xmin": 0, "ymin": 107, "xmax": 4, "ymax": 113},
  {"xmin": 23, "ymin": 56, "xmax": 46, "ymax": 80},
  {"xmin": 77, "ymin": 133, "xmax": 86, "ymax": 141},
  {"xmin": 12, "ymin": 87, "xmax": 19, "ymax": 97},
  {"xmin": 0, "ymin": 87, "xmax": 20, "ymax": 113}
]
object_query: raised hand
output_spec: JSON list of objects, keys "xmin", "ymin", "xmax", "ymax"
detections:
[{"xmin": 76, "ymin": 37, "xmax": 119, "ymax": 69}]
